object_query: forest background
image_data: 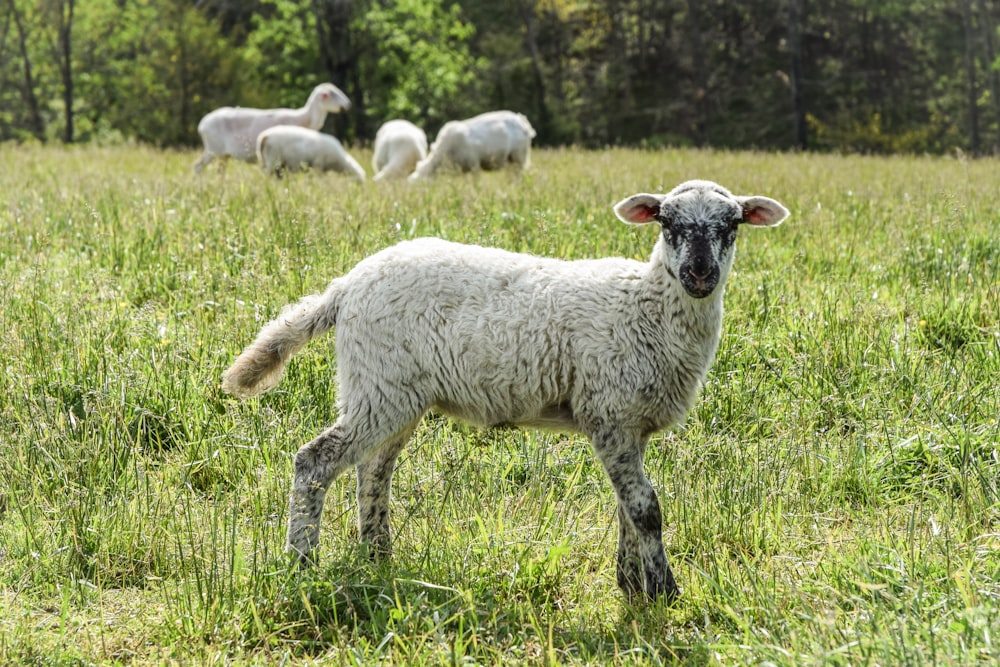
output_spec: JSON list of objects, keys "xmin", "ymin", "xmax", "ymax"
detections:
[{"xmin": 3, "ymin": 0, "xmax": 1000, "ymax": 156}]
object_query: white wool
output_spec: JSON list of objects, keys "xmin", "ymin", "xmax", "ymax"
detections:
[
  {"xmin": 194, "ymin": 83, "xmax": 350, "ymax": 173},
  {"xmin": 372, "ymin": 120, "xmax": 428, "ymax": 181},
  {"xmin": 409, "ymin": 110, "xmax": 536, "ymax": 180},
  {"xmin": 257, "ymin": 126, "xmax": 365, "ymax": 180}
]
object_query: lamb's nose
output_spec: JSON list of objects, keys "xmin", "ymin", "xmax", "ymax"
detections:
[{"xmin": 687, "ymin": 264, "xmax": 712, "ymax": 281}]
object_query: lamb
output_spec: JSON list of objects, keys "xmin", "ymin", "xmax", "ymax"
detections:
[
  {"xmin": 408, "ymin": 110, "xmax": 536, "ymax": 180},
  {"xmin": 221, "ymin": 179, "xmax": 789, "ymax": 601},
  {"xmin": 194, "ymin": 83, "xmax": 351, "ymax": 173},
  {"xmin": 372, "ymin": 119, "xmax": 428, "ymax": 181},
  {"xmin": 257, "ymin": 126, "xmax": 366, "ymax": 180}
]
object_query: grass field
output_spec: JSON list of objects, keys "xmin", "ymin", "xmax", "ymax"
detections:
[{"xmin": 0, "ymin": 143, "xmax": 997, "ymax": 665}]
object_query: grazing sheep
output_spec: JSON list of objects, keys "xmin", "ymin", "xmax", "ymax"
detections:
[
  {"xmin": 372, "ymin": 120, "xmax": 428, "ymax": 181},
  {"xmin": 222, "ymin": 179, "xmax": 789, "ymax": 601},
  {"xmin": 257, "ymin": 126, "xmax": 366, "ymax": 180},
  {"xmin": 194, "ymin": 83, "xmax": 351, "ymax": 173},
  {"xmin": 409, "ymin": 110, "xmax": 536, "ymax": 180}
]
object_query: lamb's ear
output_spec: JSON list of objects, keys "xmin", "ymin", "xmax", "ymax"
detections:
[
  {"xmin": 737, "ymin": 196, "xmax": 790, "ymax": 227},
  {"xmin": 614, "ymin": 194, "xmax": 664, "ymax": 225}
]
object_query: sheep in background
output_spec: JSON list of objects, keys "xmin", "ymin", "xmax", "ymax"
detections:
[
  {"xmin": 372, "ymin": 120, "xmax": 428, "ymax": 181},
  {"xmin": 256, "ymin": 126, "xmax": 365, "ymax": 180},
  {"xmin": 409, "ymin": 110, "xmax": 535, "ymax": 180},
  {"xmin": 221, "ymin": 179, "xmax": 789, "ymax": 602},
  {"xmin": 194, "ymin": 83, "xmax": 351, "ymax": 173}
]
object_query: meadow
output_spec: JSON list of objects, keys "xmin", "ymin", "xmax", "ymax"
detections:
[{"xmin": 0, "ymin": 143, "xmax": 997, "ymax": 665}]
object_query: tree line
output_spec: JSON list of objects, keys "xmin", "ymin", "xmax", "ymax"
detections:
[{"xmin": 2, "ymin": 0, "xmax": 999, "ymax": 155}]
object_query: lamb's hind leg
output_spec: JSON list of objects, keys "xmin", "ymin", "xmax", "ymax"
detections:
[
  {"xmin": 287, "ymin": 415, "xmax": 417, "ymax": 566},
  {"xmin": 193, "ymin": 151, "xmax": 213, "ymax": 174},
  {"xmin": 355, "ymin": 431, "xmax": 413, "ymax": 560},
  {"xmin": 509, "ymin": 144, "xmax": 530, "ymax": 172}
]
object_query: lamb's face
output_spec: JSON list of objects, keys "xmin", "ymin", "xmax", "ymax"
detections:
[
  {"xmin": 614, "ymin": 180, "xmax": 789, "ymax": 299},
  {"xmin": 315, "ymin": 83, "xmax": 351, "ymax": 113},
  {"xmin": 657, "ymin": 184, "xmax": 742, "ymax": 298}
]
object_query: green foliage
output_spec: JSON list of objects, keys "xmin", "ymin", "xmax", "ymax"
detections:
[
  {"xmin": 243, "ymin": 0, "xmax": 323, "ymax": 107},
  {"xmin": 807, "ymin": 111, "xmax": 960, "ymax": 154},
  {"xmin": 29, "ymin": 0, "xmax": 251, "ymax": 145},
  {"xmin": 357, "ymin": 0, "xmax": 485, "ymax": 129},
  {"xmin": 4, "ymin": 0, "xmax": 1000, "ymax": 153}
]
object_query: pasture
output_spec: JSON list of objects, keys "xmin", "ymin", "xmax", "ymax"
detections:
[{"xmin": 0, "ymin": 144, "xmax": 997, "ymax": 665}]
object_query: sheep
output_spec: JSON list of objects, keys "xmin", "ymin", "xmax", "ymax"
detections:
[
  {"xmin": 194, "ymin": 83, "xmax": 351, "ymax": 173},
  {"xmin": 408, "ymin": 110, "xmax": 536, "ymax": 180},
  {"xmin": 221, "ymin": 179, "xmax": 789, "ymax": 601},
  {"xmin": 257, "ymin": 126, "xmax": 366, "ymax": 180},
  {"xmin": 371, "ymin": 120, "xmax": 428, "ymax": 181}
]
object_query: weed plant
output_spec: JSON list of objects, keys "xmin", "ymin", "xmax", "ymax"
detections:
[{"xmin": 0, "ymin": 144, "xmax": 997, "ymax": 664}]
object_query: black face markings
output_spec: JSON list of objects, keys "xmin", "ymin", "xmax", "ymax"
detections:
[{"xmin": 653, "ymin": 187, "xmax": 745, "ymax": 298}]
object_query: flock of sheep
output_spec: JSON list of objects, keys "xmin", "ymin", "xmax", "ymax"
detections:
[
  {"xmin": 216, "ymin": 83, "xmax": 791, "ymax": 603},
  {"xmin": 194, "ymin": 82, "xmax": 536, "ymax": 181}
]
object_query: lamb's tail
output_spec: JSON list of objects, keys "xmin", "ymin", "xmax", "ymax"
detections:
[{"xmin": 222, "ymin": 281, "xmax": 343, "ymax": 399}]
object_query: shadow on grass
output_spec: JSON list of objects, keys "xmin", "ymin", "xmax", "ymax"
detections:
[{"xmin": 237, "ymin": 551, "xmax": 712, "ymax": 664}]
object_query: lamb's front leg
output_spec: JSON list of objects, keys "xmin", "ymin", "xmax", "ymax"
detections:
[
  {"xmin": 595, "ymin": 431, "xmax": 680, "ymax": 602},
  {"xmin": 616, "ymin": 504, "xmax": 643, "ymax": 598}
]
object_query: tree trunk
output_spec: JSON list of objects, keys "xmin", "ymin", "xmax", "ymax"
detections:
[
  {"xmin": 57, "ymin": 0, "xmax": 75, "ymax": 143},
  {"xmin": 311, "ymin": 0, "xmax": 363, "ymax": 140},
  {"xmin": 312, "ymin": 0, "xmax": 337, "ymax": 84},
  {"xmin": 515, "ymin": 0, "xmax": 550, "ymax": 140},
  {"xmin": 961, "ymin": 0, "xmax": 980, "ymax": 155},
  {"xmin": 788, "ymin": 0, "xmax": 808, "ymax": 150},
  {"xmin": 685, "ymin": 0, "xmax": 710, "ymax": 146},
  {"xmin": 1, "ymin": 7, "xmax": 11, "ymax": 55},
  {"xmin": 176, "ymin": 6, "xmax": 189, "ymax": 145},
  {"xmin": 975, "ymin": 0, "xmax": 1000, "ymax": 152},
  {"xmin": 9, "ymin": 0, "xmax": 44, "ymax": 140}
]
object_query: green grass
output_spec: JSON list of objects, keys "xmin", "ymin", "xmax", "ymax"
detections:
[{"xmin": 0, "ymin": 143, "xmax": 997, "ymax": 665}]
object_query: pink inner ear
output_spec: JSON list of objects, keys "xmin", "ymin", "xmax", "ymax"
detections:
[
  {"xmin": 626, "ymin": 204, "xmax": 659, "ymax": 223},
  {"xmin": 743, "ymin": 206, "xmax": 769, "ymax": 225}
]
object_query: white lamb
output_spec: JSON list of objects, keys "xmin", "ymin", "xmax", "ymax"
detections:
[
  {"xmin": 371, "ymin": 120, "xmax": 428, "ymax": 181},
  {"xmin": 257, "ymin": 126, "xmax": 365, "ymax": 180},
  {"xmin": 222, "ymin": 179, "xmax": 789, "ymax": 601},
  {"xmin": 194, "ymin": 83, "xmax": 351, "ymax": 173},
  {"xmin": 409, "ymin": 110, "xmax": 536, "ymax": 180}
]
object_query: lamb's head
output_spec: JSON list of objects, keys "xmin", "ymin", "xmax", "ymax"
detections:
[
  {"xmin": 312, "ymin": 83, "xmax": 351, "ymax": 113},
  {"xmin": 614, "ymin": 179, "xmax": 789, "ymax": 298}
]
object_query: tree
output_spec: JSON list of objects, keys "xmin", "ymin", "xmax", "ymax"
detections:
[
  {"xmin": 788, "ymin": 0, "xmax": 808, "ymax": 149},
  {"xmin": 961, "ymin": 0, "xmax": 981, "ymax": 153},
  {"xmin": 977, "ymin": 0, "xmax": 1000, "ymax": 152},
  {"xmin": 3, "ymin": 0, "xmax": 46, "ymax": 140},
  {"xmin": 74, "ymin": 0, "xmax": 249, "ymax": 145},
  {"xmin": 357, "ymin": 0, "xmax": 483, "ymax": 135},
  {"xmin": 1, "ymin": 0, "xmax": 997, "ymax": 154},
  {"xmin": 48, "ymin": 0, "xmax": 74, "ymax": 142},
  {"xmin": 243, "ymin": 1, "xmax": 329, "ymax": 118}
]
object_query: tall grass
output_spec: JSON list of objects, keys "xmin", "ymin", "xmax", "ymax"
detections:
[{"xmin": 1, "ymin": 143, "xmax": 997, "ymax": 665}]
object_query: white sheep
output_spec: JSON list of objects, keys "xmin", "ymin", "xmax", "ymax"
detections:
[
  {"xmin": 256, "ymin": 126, "xmax": 366, "ymax": 180},
  {"xmin": 222, "ymin": 179, "xmax": 789, "ymax": 601},
  {"xmin": 371, "ymin": 120, "xmax": 428, "ymax": 181},
  {"xmin": 194, "ymin": 83, "xmax": 351, "ymax": 173},
  {"xmin": 409, "ymin": 110, "xmax": 536, "ymax": 180}
]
